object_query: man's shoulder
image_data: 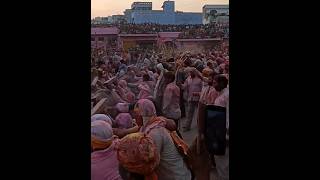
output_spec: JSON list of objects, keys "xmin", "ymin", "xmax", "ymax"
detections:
[
  {"xmin": 167, "ymin": 83, "xmax": 179, "ymax": 89},
  {"xmin": 222, "ymin": 87, "xmax": 229, "ymax": 96},
  {"xmin": 172, "ymin": 84, "xmax": 180, "ymax": 91},
  {"xmin": 148, "ymin": 126, "xmax": 167, "ymax": 137},
  {"xmin": 201, "ymin": 86, "xmax": 209, "ymax": 92}
]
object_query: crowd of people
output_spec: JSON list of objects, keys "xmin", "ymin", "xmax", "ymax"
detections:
[
  {"xmin": 91, "ymin": 23, "xmax": 229, "ymax": 39},
  {"xmin": 177, "ymin": 24, "xmax": 228, "ymax": 39},
  {"xmin": 91, "ymin": 40, "xmax": 229, "ymax": 180}
]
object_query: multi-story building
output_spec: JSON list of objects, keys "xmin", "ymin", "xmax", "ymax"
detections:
[
  {"xmin": 110, "ymin": 15, "xmax": 126, "ymax": 24},
  {"xmin": 131, "ymin": 2, "xmax": 152, "ymax": 10},
  {"xmin": 91, "ymin": 17, "xmax": 110, "ymax": 25},
  {"xmin": 124, "ymin": 1, "xmax": 202, "ymax": 24},
  {"xmin": 91, "ymin": 27, "xmax": 120, "ymax": 50},
  {"xmin": 202, "ymin": 5, "xmax": 229, "ymax": 24}
]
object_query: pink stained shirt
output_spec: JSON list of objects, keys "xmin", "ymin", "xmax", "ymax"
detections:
[
  {"xmin": 182, "ymin": 76, "xmax": 203, "ymax": 102},
  {"xmin": 117, "ymin": 80, "xmax": 135, "ymax": 103},
  {"xmin": 162, "ymin": 82, "xmax": 181, "ymax": 120},
  {"xmin": 91, "ymin": 140, "xmax": 122, "ymax": 180},
  {"xmin": 137, "ymin": 81, "xmax": 154, "ymax": 100},
  {"xmin": 199, "ymin": 86, "xmax": 219, "ymax": 105},
  {"xmin": 214, "ymin": 87, "xmax": 229, "ymax": 108}
]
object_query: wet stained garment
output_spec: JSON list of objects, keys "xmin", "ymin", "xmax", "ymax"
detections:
[
  {"xmin": 141, "ymin": 117, "xmax": 192, "ymax": 180},
  {"xmin": 182, "ymin": 76, "xmax": 203, "ymax": 102},
  {"xmin": 154, "ymin": 72, "xmax": 167, "ymax": 115},
  {"xmin": 182, "ymin": 76, "xmax": 203, "ymax": 130},
  {"xmin": 118, "ymin": 80, "xmax": 136, "ymax": 103},
  {"xmin": 91, "ymin": 141, "xmax": 122, "ymax": 180},
  {"xmin": 91, "ymin": 120, "xmax": 122, "ymax": 180},
  {"xmin": 162, "ymin": 82, "xmax": 181, "ymax": 120},
  {"xmin": 136, "ymin": 100, "xmax": 191, "ymax": 179},
  {"xmin": 145, "ymin": 81, "xmax": 156, "ymax": 96},
  {"xmin": 138, "ymin": 82, "xmax": 154, "ymax": 100},
  {"xmin": 199, "ymin": 86, "xmax": 219, "ymax": 105}
]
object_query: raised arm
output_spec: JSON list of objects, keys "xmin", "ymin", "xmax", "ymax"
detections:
[{"xmin": 113, "ymin": 125, "xmax": 140, "ymax": 138}]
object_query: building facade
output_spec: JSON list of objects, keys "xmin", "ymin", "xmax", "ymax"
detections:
[
  {"xmin": 91, "ymin": 17, "xmax": 110, "ymax": 25},
  {"xmin": 202, "ymin": 5, "xmax": 229, "ymax": 24},
  {"xmin": 124, "ymin": 1, "xmax": 202, "ymax": 25},
  {"xmin": 131, "ymin": 2, "xmax": 152, "ymax": 10},
  {"xmin": 91, "ymin": 27, "xmax": 120, "ymax": 50},
  {"xmin": 110, "ymin": 15, "xmax": 126, "ymax": 24},
  {"xmin": 91, "ymin": 27, "xmax": 224, "ymax": 52}
]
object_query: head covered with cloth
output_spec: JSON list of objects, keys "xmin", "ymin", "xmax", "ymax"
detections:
[
  {"xmin": 91, "ymin": 114, "xmax": 113, "ymax": 126},
  {"xmin": 117, "ymin": 132, "xmax": 160, "ymax": 180},
  {"xmin": 91, "ymin": 120, "xmax": 114, "ymax": 151},
  {"xmin": 91, "ymin": 120, "xmax": 122, "ymax": 180},
  {"xmin": 132, "ymin": 99, "xmax": 192, "ymax": 180}
]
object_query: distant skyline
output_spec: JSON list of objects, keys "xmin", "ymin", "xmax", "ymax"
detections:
[{"xmin": 92, "ymin": 0, "xmax": 229, "ymax": 18}]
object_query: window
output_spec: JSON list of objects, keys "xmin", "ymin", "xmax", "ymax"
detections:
[
  {"xmin": 98, "ymin": 37, "xmax": 104, "ymax": 41},
  {"xmin": 91, "ymin": 37, "xmax": 95, "ymax": 41}
]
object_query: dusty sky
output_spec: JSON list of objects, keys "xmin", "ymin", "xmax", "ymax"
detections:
[{"xmin": 92, "ymin": 0, "xmax": 229, "ymax": 18}]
